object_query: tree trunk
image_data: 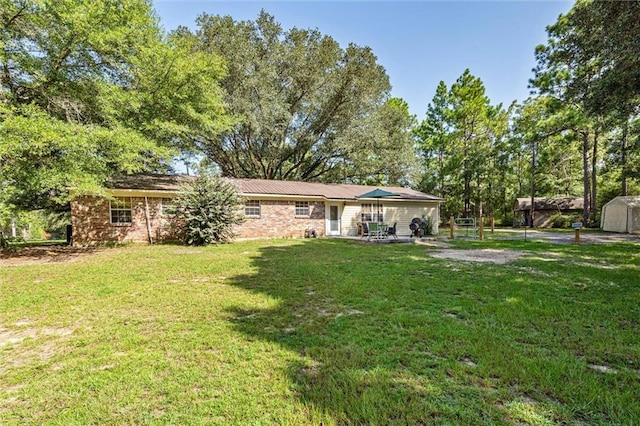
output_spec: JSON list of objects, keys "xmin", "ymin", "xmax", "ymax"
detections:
[
  {"xmin": 463, "ymin": 140, "xmax": 470, "ymax": 217},
  {"xmin": 438, "ymin": 147, "xmax": 445, "ymax": 199},
  {"xmin": 582, "ymin": 131, "xmax": 591, "ymax": 225},
  {"xmin": 530, "ymin": 140, "xmax": 536, "ymax": 228},
  {"xmin": 591, "ymin": 127, "xmax": 598, "ymax": 225},
  {"xmin": 621, "ymin": 118, "xmax": 628, "ymax": 196},
  {"xmin": 477, "ymin": 176, "xmax": 483, "ymax": 218},
  {"xmin": 464, "ymin": 175, "xmax": 471, "ymax": 217}
]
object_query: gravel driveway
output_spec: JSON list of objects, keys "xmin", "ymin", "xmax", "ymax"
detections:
[{"xmin": 493, "ymin": 229, "xmax": 640, "ymax": 244}]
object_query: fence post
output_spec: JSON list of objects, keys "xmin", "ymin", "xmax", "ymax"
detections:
[
  {"xmin": 449, "ymin": 216, "xmax": 454, "ymax": 239},
  {"xmin": 479, "ymin": 216, "xmax": 484, "ymax": 240}
]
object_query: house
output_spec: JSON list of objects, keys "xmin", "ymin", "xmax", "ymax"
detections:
[
  {"xmin": 70, "ymin": 174, "xmax": 443, "ymax": 245},
  {"xmin": 601, "ymin": 196, "xmax": 640, "ymax": 234},
  {"xmin": 513, "ymin": 197, "xmax": 583, "ymax": 227}
]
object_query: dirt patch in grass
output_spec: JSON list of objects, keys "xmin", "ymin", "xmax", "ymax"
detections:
[
  {"xmin": 0, "ymin": 246, "xmax": 100, "ymax": 267},
  {"xmin": 588, "ymin": 364, "xmax": 617, "ymax": 374},
  {"xmin": 0, "ymin": 325, "xmax": 73, "ymax": 375},
  {"xmin": 428, "ymin": 248, "xmax": 526, "ymax": 264}
]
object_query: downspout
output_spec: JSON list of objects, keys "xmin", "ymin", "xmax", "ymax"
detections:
[{"xmin": 144, "ymin": 197, "xmax": 153, "ymax": 244}]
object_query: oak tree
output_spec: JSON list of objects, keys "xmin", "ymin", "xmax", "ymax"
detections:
[
  {"xmin": 0, "ymin": 0, "xmax": 229, "ymax": 211},
  {"xmin": 187, "ymin": 11, "xmax": 400, "ymax": 182}
]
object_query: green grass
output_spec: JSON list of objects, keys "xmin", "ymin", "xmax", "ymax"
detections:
[{"xmin": 1, "ymin": 239, "xmax": 639, "ymax": 425}]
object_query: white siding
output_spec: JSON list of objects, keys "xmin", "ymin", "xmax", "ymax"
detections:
[
  {"xmin": 341, "ymin": 204, "xmax": 362, "ymax": 236},
  {"xmin": 383, "ymin": 202, "xmax": 439, "ymax": 236},
  {"xmin": 340, "ymin": 201, "xmax": 440, "ymax": 237}
]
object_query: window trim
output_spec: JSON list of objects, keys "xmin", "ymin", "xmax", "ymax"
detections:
[
  {"xmin": 360, "ymin": 203, "xmax": 383, "ymax": 223},
  {"xmin": 244, "ymin": 200, "xmax": 261, "ymax": 217},
  {"xmin": 295, "ymin": 201, "xmax": 310, "ymax": 217},
  {"xmin": 110, "ymin": 197, "xmax": 133, "ymax": 225}
]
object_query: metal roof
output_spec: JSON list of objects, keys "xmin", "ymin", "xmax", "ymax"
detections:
[
  {"xmin": 603, "ymin": 196, "xmax": 640, "ymax": 208},
  {"xmin": 514, "ymin": 197, "xmax": 584, "ymax": 211},
  {"xmin": 110, "ymin": 174, "xmax": 442, "ymax": 202}
]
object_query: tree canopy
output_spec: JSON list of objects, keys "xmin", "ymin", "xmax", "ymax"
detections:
[
  {"xmin": 184, "ymin": 11, "xmax": 414, "ymax": 184},
  {"xmin": 0, "ymin": 0, "xmax": 229, "ymax": 210},
  {"xmin": 533, "ymin": 0, "xmax": 640, "ymax": 116},
  {"xmin": 415, "ymin": 70, "xmax": 510, "ymax": 220},
  {"xmin": 413, "ymin": 0, "xmax": 639, "ymax": 226},
  {"xmin": 527, "ymin": 0, "xmax": 640, "ymax": 224},
  {"xmin": 3, "ymin": 1, "xmax": 639, "ymax": 232}
]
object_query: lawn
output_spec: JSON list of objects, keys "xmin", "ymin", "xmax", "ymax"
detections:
[{"xmin": 1, "ymin": 239, "xmax": 639, "ymax": 425}]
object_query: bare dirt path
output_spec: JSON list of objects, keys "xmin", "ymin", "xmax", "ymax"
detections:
[
  {"xmin": 0, "ymin": 246, "xmax": 101, "ymax": 267},
  {"xmin": 428, "ymin": 248, "xmax": 527, "ymax": 264}
]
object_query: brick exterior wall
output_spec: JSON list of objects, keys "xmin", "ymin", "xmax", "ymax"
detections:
[
  {"xmin": 71, "ymin": 196, "xmax": 325, "ymax": 245},
  {"xmin": 236, "ymin": 200, "xmax": 325, "ymax": 239},
  {"xmin": 71, "ymin": 196, "xmax": 175, "ymax": 246}
]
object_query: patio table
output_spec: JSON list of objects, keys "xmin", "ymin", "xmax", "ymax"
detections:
[{"xmin": 367, "ymin": 222, "xmax": 388, "ymax": 241}]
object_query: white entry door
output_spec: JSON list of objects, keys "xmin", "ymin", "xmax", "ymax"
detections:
[{"xmin": 326, "ymin": 204, "xmax": 341, "ymax": 236}]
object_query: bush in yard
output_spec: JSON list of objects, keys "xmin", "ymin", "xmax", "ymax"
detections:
[
  {"xmin": 423, "ymin": 215, "xmax": 435, "ymax": 235},
  {"xmin": 549, "ymin": 213, "xmax": 571, "ymax": 228},
  {"xmin": 170, "ymin": 175, "xmax": 244, "ymax": 245}
]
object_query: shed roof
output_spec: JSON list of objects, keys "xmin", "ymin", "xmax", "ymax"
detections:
[
  {"xmin": 514, "ymin": 197, "xmax": 583, "ymax": 212},
  {"xmin": 603, "ymin": 196, "xmax": 640, "ymax": 208},
  {"xmin": 110, "ymin": 174, "xmax": 442, "ymax": 202}
]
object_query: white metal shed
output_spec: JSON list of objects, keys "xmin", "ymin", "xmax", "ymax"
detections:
[{"xmin": 601, "ymin": 196, "xmax": 640, "ymax": 234}]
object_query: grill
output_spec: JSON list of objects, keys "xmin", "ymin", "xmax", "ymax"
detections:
[{"xmin": 409, "ymin": 217, "xmax": 427, "ymax": 237}]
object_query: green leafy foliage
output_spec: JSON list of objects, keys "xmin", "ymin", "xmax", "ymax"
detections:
[
  {"xmin": 0, "ymin": 0, "xmax": 229, "ymax": 212},
  {"xmin": 549, "ymin": 213, "xmax": 569, "ymax": 229},
  {"xmin": 170, "ymin": 175, "xmax": 244, "ymax": 245},
  {"xmin": 0, "ymin": 207, "xmax": 69, "ymax": 241},
  {"xmin": 422, "ymin": 215, "xmax": 434, "ymax": 236},
  {"xmin": 533, "ymin": 0, "xmax": 640, "ymax": 117},
  {"xmin": 529, "ymin": 0, "xmax": 640, "ymax": 221},
  {"xmin": 511, "ymin": 97, "xmax": 584, "ymax": 197},
  {"xmin": 186, "ymin": 11, "xmax": 410, "ymax": 183},
  {"xmin": 413, "ymin": 1, "xmax": 639, "ymax": 226},
  {"xmin": 0, "ymin": 103, "xmax": 172, "ymax": 208},
  {"xmin": 97, "ymin": 32, "xmax": 231, "ymax": 152},
  {"xmin": 336, "ymin": 97, "xmax": 419, "ymax": 186},
  {"xmin": 415, "ymin": 70, "xmax": 510, "ymax": 220}
]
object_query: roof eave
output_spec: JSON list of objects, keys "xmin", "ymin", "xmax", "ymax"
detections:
[
  {"xmin": 240, "ymin": 193, "xmax": 326, "ymax": 200},
  {"xmin": 109, "ymin": 188, "xmax": 178, "ymax": 197}
]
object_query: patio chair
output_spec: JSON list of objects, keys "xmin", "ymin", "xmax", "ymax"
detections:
[
  {"xmin": 360, "ymin": 222, "xmax": 370, "ymax": 238},
  {"xmin": 368, "ymin": 222, "xmax": 380, "ymax": 240},
  {"xmin": 386, "ymin": 222, "xmax": 398, "ymax": 239}
]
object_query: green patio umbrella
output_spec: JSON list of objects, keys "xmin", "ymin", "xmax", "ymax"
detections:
[{"xmin": 356, "ymin": 188, "xmax": 398, "ymax": 224}]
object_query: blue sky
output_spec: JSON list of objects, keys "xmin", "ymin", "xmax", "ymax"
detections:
[{"xmin": 152, "ymin": 0, "xmax": 573, "ymax": 119}]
